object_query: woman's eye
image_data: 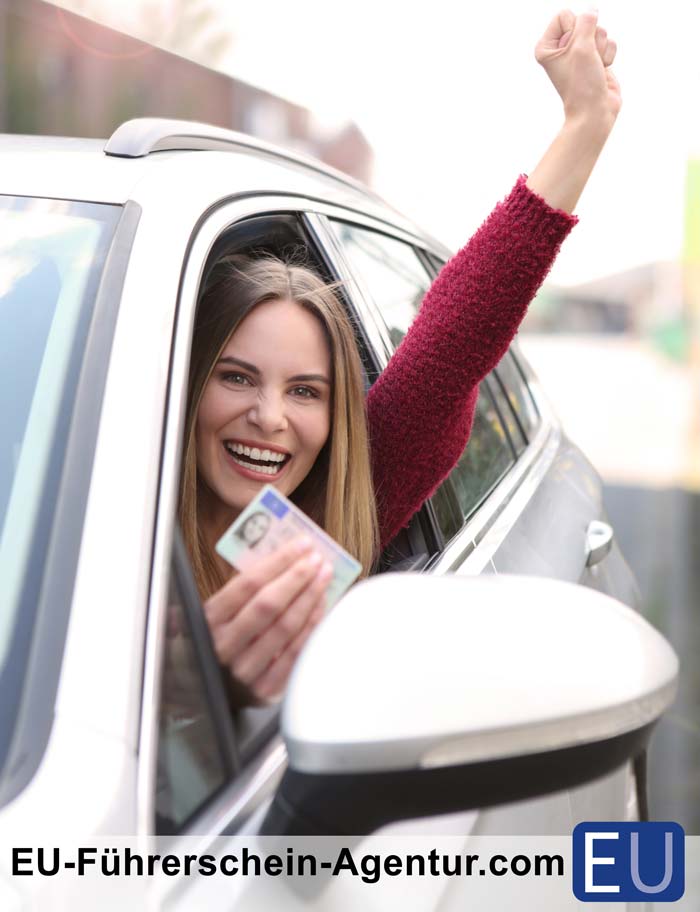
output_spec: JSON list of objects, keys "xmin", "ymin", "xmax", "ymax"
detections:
[
  {"xmin": 290, "ymin": 385, "xmax": 318, "ymax": 399},
  {"xmin": 222, "ymin": 371, "xmax": 251, "ymax": 386}
]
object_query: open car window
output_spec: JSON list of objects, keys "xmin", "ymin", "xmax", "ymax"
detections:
[{"xmin": 154, "ymin": 208, "xmax": 394, "ymax": 831}]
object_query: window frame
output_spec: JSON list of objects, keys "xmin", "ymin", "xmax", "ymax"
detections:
[{"xmin": 142, "ymin": 194, "xmax": 444, "ymax": 841}]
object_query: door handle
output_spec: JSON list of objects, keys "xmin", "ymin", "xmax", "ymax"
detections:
[{"xmin": 586, "ymin": 520, "xmax": 614, "ymax": 567}]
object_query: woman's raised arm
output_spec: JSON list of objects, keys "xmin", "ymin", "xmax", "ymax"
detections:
[{"xmin": 367, "ymin": 10, "xmax": 620, "ymax": 550}]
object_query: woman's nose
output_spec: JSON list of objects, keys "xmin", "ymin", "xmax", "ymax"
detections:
[{"xmin": 247, "ymin": 391, "xmax": 288, "ymax": 434}]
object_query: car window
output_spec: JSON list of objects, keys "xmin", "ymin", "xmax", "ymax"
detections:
[
  {"xmin": 156, "ymin": 575, "xmax": 230, "ymax": 834},
  {"xmin": 328, "ymin": 228, "xmax": 518, "ymax": 536},
  {"xmin": 0, "ymin": 195, "xmax": 121, "ymax": 788},
  {"xmin": 428, "ymin": 482, "xmax": 463, "ymax": 543},
  {"xmin": 0, "ymin": 198, "xmax": 119, "ymax": 613},
  {"xmin": 449, "ymin": 383, "xmax": 516, "ymax": 520},
  {"xmin": 327, "ymin": 220, "xmax": 432, "ymax": 347},
  {"xmin": 326, "ymin": 221, "xmax": 462, "ymax": 545},
  {"xmin": 488, "ymin": 373, "xmax": 527, "ymax": 456},
  {"xmin": 497, "ymin": 350, "xmax": 541, "ymax": 441}
]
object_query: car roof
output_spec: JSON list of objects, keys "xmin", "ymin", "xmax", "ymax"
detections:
[{"xmin": 0, "ymin": 119, "xmax": 440, "ymax": 246}]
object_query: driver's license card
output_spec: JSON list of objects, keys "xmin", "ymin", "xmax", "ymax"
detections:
[{"xmin": 215, "ymin": 485, "xmax": 362, "ymax": 609}]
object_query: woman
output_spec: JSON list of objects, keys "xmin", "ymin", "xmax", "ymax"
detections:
[
  {"xmin": 182, "ymin": 258, "xmax": 377, "ymax": 586},
  {"xmin": 181, "ymin": 10, "xmax": 621, "ymax": 702}
]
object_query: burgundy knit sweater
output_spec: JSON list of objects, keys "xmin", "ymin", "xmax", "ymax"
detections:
[{"xmin": 366, "ymin": 176, "xmax": 577, "ymax": 549}]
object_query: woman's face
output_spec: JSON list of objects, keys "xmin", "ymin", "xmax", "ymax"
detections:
[{"xmin": 196, "ymin": 298, "xmax": 332, "ymax": 527}]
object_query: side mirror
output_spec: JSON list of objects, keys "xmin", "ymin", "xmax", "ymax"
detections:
[{"xmin": 263, "ymin": 574, "xmax": 677, "ymax": 835}]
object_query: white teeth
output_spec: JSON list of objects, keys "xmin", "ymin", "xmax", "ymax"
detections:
[
  {"xmin": 226, "ymin": 442, "xmax": 287, "ymax": 463},
  {"xmin": 229, "ymin": 453, "xmax": 280, "ymax": 475},
  {"xmin": 224, "ymin": 442, "xmax": 287, "ymax": 475}
]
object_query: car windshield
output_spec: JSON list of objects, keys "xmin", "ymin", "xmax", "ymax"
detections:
[{"xmin": 0, "ymin": 195, "xmax": 120, "ymax": 767}]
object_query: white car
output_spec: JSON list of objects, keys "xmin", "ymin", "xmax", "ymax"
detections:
[{"xmin": 0, "ymin": 119, "xmax": 678, "ymax": 910}]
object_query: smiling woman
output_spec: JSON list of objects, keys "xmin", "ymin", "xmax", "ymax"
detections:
[
  {"xmin": 196, "ymin": 298, "xmax": 332, "ymax": 523},
  {"xmin": 179, "ymin": 255, "xmax": 378, "ymax": 608}
]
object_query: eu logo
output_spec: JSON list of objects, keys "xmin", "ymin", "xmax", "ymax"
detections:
[{"xmin": 573, "ymin": 822, "xmax": 685, "ymax": 902}]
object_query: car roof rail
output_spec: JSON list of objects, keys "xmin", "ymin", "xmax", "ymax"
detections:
[{"xmin": 104, "ymin": 117, "xmax": 383, "ymax": 201}]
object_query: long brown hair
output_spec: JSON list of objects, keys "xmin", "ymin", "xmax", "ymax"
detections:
[{"xmin": 179, "ymin": 254, "xmax": 379, "ymax": 599}]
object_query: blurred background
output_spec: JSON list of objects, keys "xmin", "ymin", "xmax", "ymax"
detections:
[{"xmin": 1, "ymin": 0, "xmax": 697, "ymax": 830}]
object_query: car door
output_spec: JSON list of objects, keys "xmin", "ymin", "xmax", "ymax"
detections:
[{"xmin": 144, "ymin": 194, "xmax": 539, "ymax": 912}]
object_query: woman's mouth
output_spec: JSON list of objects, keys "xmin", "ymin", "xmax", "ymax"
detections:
[{"xmin": 222, "ymin": 441, "xmax": 291, "ymax": 478}]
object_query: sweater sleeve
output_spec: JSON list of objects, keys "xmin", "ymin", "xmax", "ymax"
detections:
[{"xmin": 367, "ymin": 176, "xmax": 578, "ymax": 550}]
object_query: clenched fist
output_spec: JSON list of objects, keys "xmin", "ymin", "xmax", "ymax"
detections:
[{"xmin": 535, "ymin": 10, "xmax": 621, "ymax": 127}]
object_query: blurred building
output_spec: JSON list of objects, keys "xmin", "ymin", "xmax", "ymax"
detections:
[
  {"xmin": 0, "ymin": 0, "xmax": 373, "ymax": 183},
  {"xmin": 520, "ymin": 161, "xmax": 700, "ymax": 366},
  {"xmin": 523, "ymin": 260, "xmax": 686, "ymax": 356}
]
